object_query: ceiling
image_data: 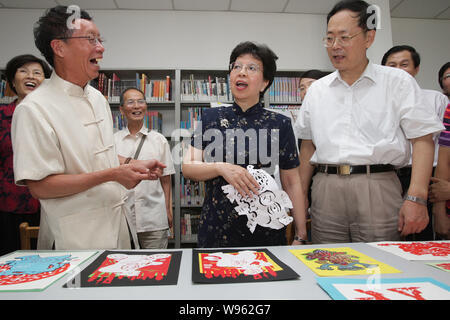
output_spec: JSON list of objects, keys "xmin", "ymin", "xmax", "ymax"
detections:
[{"xmin": 0, "ymin": 0, "xmax": 448, "ymax": 20}]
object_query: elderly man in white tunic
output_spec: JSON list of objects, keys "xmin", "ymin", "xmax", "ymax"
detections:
[{"xmin": 11, "ymin": 6, "xmax": 165, "ymax": 250}]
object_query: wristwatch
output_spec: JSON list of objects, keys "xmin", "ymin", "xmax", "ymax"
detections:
[
  {"xmin": 124, "ymin": 157, "xmax": 132, "ymax": 164},
  {"xmin": 404, "ymin": 194, "xmax": 427, "ymax": 206},
  {"xmin": 293, "ymin": 235, "xmax": 307, "ymax": 244}
]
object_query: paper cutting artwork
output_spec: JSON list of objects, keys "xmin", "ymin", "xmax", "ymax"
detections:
[
  {"xmin": 427, "ymin": 262, "xmax": 450, "ymax": 273},
  {"xmin": 192, "ymin": 249, "xmax": 299, "ymax": 283},
  {"xmin": 65, "ymin": 250, "xmax": 182, "ymax": 287},
  {"xmin": 317, "ymin": 277, "xmax": 450, "ymax": 300},
  {"xmin": 0, "ymin": 251, "xmax": 97, "ymax": 292},
  {"xmin": 289, "ymin": 247, "xmax": 401, "ymax": 277},
  {"xmin": 368, "ymin": 241, "xmax": 450, "ymax": 260},
  {"xmin": 222, "ymin": 165, "xmax": 293, "ymax": 233}
]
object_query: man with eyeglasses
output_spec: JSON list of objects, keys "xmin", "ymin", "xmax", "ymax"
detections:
[
  {"xmin": 114, "ymin": 88, "xmax": 175, "ymax": 249},
  {"xmin": 294, "ymin": 0, "xmax": 444, "ymax": 243},
  {"xmin": 11, "ymin": 6, "xmax": 166, "ymax": 250}
]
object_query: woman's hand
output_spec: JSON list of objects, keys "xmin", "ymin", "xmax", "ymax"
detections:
[
  {"xmin": 429, "ymin": 177, "xmax": 450, "ymax": 203},
  {"xmin": 218, "ymin": 163, "xmax": 260, "ymax": 198}
]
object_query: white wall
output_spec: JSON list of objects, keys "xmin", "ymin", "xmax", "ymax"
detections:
[
  {"xmin": 391, "ymin": 17, "xmax": 450, "ymax": 91},
  {"xmin": 0, "ymin": 0, "xmax": 392, "ymax": 73}
]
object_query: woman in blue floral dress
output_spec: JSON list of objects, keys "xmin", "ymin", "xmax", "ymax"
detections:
[{"xmin": 182, "ymin": 42, "xmax": 307, "ymax": 248}]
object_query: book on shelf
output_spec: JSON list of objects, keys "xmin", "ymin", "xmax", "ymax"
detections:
[
  {"xmin": 92, "ymin": 72, "xmax": 172, "ymax": 104},
  {"xmin": 180, "ymin": 174, "xmax": 205, "ymax": 207},
  {"xmin": 269, "ymin": 77, "xmax": 302, "ymax": 103},
  {"xmin": 181, "ymin": 74, "xmax": 232, "ymax": 102},
  {"xmin": 112, "ymin": 110, "xmax": 127, "ymax": 131},
  {"xmin": 136, "ymin": 73, "xmax": 172, "ymax": 102},
  {"xmin": 112, "ymin": 110, "xmax": 163, "ymax": 133},
  {"xmin": 178, "ymin": 106, "xmax": 206, "ymax": 165},
  {"xmin": 180, "ymin": 106, "xmax": 206, "ymax": 133},
  {"xmin": 180, "ymin": 210, "xmax": 201, "ymax": 242}
]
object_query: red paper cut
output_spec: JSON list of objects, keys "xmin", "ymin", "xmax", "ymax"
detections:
[
  {"xmin": 354, "ymin": 286, "xmax": 426, "ymax": 300},
  {"xmin": 436, "ymin": 263, "xmax": 450, "ymax": 270},
  {"xmin": 378, "ymin": 242, "xmax": 449, "ymax": 257},
  {"xmin": 387, "ymin": 287, "xmax": 426, "ymax": 300}
]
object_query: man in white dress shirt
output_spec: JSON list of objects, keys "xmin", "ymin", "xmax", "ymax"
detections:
[
  {"xmin": 294, "ymin": 0, "xmax": 444, "ymax": 243},
  {"xmin": 11, "ymin": 6, "xmax": 165, "ymax": 250},
  {"xmin": 382, "ymin": 45, "xmax": 448, "ymax": 240},
  {"xmin": 114, "ymin": 88, "xmax": 175, "ymax": 249}
]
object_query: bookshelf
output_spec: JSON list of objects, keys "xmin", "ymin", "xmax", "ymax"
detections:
[
  {"xmin": 265, "ymin": 71, "xmax": 304, "ymax": 145},
  {"xmin": 266, "ymin": 71, "xmax": 303, "ymax": 118},
  {"xmin": 180, "ymin": 69, "xmax": 233, "ymax": 103}
]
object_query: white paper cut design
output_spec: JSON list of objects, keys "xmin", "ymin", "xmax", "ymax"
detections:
[
  {"xmin": 97, "ymin": 253, "xmax": 172, "ymax": 277},
  {"xmin": 221, "ymin": 165, "xmax": 293, "ymax": 233}
]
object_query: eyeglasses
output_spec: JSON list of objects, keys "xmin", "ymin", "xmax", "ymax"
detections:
[
  {"xmin": 125, "ymin": 99, "xmax": 146, "ymax": 107},
  {"xmin": 17, "ymin": 68, "xmax": 44, "ymax": 77},
  {"xmin": 229, "ymin": 62, "xmax": 262, "ymax": 74},
  {"xmin": 322, "ymin": 31, "xmax": 363, "ymax": 48},
  {"xmin": 56, "ymin": 35, "xmax": 106, "ymax": 46}
]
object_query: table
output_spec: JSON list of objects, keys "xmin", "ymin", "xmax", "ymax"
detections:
[{"xmin": 1, "ymin": 242, "xmax": 449, "ymax": 300}]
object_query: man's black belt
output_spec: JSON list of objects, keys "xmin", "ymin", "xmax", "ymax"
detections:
[
  {"xmin": 396, "ymin": 166, "xmax": 412, "ymax": 176},
  {"xmin": 316, "ymin": 164, "xmax": 395, "ymax": 175}
]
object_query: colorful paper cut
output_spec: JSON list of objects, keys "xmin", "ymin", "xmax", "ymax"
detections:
[
  {"xmin": 368, "ymin": 241, "xmax": 450, "ymax": 260},
  {"xmin": 317, "ymin": 277, "xmax": 450, "ymax": 300},
  {"xmin": 192, "ymin": 248, "xmax": 299, "ymax": 283},
  {"xmin": 0, "ymin": 250, "xmax": 97, "ymax": 292},
  {"xmin": 289, "ymin": 247, "xmax": 401, "ymax": 277},
  {"xmin": 64, "ymin": 250, "xmax": 182, "ymax": 287}
]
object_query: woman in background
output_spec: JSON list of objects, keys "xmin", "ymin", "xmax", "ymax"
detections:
[{"xmin": 0, "ymin": 54, "xmax": 51, "ymax": 255}]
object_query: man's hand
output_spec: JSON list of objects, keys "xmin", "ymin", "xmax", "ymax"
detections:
[
  {"xmin": 117, "ymin": 160, "xmax": 166, "ymax": 189},
  {"xmin": 139, "ymin": 159, "xmax": 166, "ymax": 180},
  {"xmin": 167, "ymin": 209, "xmax": 173, "ymax": 229},
  {"xmin": 398, "ymin": 200, "xmax": 429, "ymax": 236}
]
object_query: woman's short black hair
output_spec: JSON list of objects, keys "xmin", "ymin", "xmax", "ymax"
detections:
[
  {"xmin": 327, "ymin": 0, "xmax": 373, "ymax": 32},
  {"xmin": 381, "ymin": 45, "xmax": 421, "ymax": 68},
  {"xmin": 33, "ymin": 5, "xmax": 92, "ymax": 67},
  {"xmin": 229, "ymin": 41, "xmax": 278, "ymax": 98},
  {"xmin": 5, "ymin": 54, "xmax": 52, "ymax": 95},
  {"xmin": 438, "ymin": 62, "xmax": 450, "ymax": 90}
]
